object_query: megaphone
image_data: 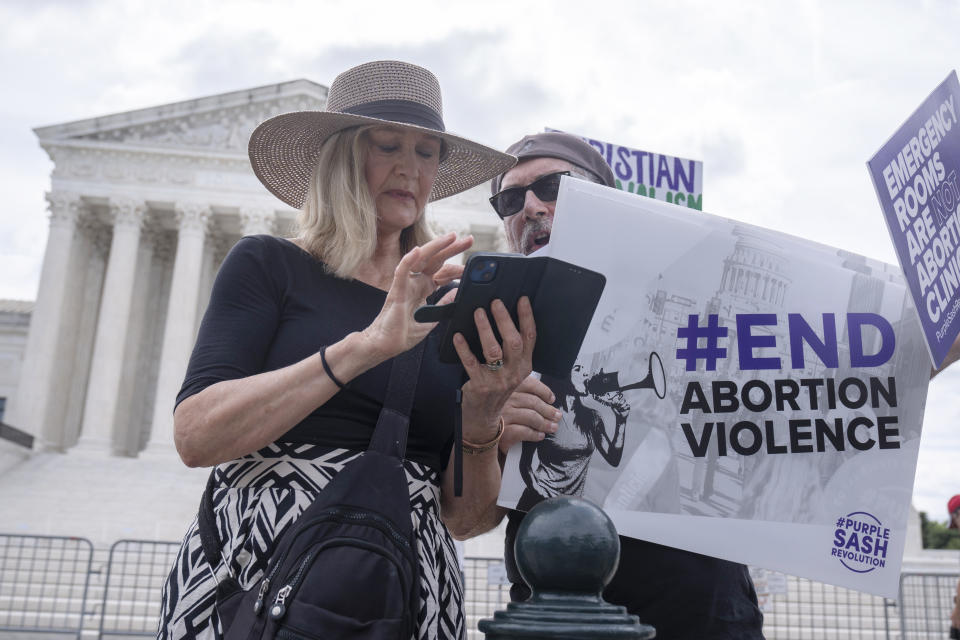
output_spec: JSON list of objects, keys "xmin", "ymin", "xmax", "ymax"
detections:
[{"xmin": 584, "ymin": 352, "xmax": 666, "ymax": 399}]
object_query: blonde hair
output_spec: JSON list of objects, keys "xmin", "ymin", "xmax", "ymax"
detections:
[{"xmin": 296, "ymin": 125, "xmax": 433, "ymax": 278}]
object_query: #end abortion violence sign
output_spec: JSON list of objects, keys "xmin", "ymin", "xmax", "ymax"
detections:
[
  {"xmin": 868, "ymin": 71, "xmax": 960, "ymax": 369},
  {"xmin": 499, "ymin": 178, "xmax": 931, "ymax": 598}
]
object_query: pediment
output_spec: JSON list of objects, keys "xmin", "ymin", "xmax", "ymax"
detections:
[{"xmin": 35, "ymin": 80, "xmax": 327, "ymax": 155}]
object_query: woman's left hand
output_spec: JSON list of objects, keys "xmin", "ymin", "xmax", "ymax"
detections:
[{"xmin": 453, "ymin": 296, "xmax": 536, "ymax": 442}]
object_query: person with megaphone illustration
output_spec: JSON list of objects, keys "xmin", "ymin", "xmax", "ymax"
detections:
[
  {"xmin": 515, "ymin": 359, "xmax": 630, "ymax": 511},
  {"xmin": 515, "ymin": 352, "xmax": 668, "ymax": 512}
]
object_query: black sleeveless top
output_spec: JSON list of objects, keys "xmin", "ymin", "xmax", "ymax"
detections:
[{"xmin": 177, "ymin": 235, "xmax": 461, "ymax": 471}]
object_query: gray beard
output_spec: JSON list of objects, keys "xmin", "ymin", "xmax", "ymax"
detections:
[{"xmin": 517, "ymin": 219, "xmax": 553, "ymax": 255}]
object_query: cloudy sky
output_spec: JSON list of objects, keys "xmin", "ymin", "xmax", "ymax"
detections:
[{"xmin": 1, "ymin": 0, "xmax": 959, "ymax": 520}]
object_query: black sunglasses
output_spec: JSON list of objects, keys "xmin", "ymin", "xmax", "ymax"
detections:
[{"xmin": 489, "ymin": 171, "xmax": 570, "ymax": 219}]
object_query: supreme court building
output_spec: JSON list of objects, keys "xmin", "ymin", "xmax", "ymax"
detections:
[{"xmin": 0, "ymin": 80, "xmax": 506, "ymax": 545}]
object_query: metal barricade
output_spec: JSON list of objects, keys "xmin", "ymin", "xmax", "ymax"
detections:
[
  {"xmin": 0, "ymin": 533, "xmax": 94, "ymax": 639},
  {"xmin": 1, "ymin": 537, "xmax": 956, "ymax": 639},
  {"xmin": 898, "ymin": 571, "xmax": 958, "ymax": 639},
  {"xmin": 463, "ymin": 558, "xmax": 512, "ymax": 639},
  {"xmin": 757, "ymin": 572, "xmax": 895, "ymax": 639},
  {"xmin": 462, "ymin": 560, "xmax": 943, "ymax": 640},
  {"xmin": 98, "ymin": 540, "xmax": 180, "ymax": 637}
]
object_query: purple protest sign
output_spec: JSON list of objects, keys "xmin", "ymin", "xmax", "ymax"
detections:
[{"xmin": 867, "ymin": 71, "xmax": 960, "ymax": 368}]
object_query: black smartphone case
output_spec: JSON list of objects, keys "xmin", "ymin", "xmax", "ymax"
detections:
[{"xmin": 415, "ymin": 252, "xmax": 606, "ymax": 378}]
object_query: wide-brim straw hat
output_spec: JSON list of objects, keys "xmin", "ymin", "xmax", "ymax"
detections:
[{"xmin": 249, "ymin": 60, "xmax": 516, "ymax": 209}]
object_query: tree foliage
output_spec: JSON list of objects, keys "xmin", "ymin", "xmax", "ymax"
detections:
[{"xmin": 919, "ymin": 511, "xmax": 960, "ymax": 549}]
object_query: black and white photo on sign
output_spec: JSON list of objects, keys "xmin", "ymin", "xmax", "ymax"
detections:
[{"xmin": 498, "ymin": 178, "xmax": 931, "ymax": 597}]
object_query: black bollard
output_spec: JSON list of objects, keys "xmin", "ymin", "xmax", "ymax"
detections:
[{"xmin": 479, "ymin": 496, "xmax": 655, "ymax": 639}]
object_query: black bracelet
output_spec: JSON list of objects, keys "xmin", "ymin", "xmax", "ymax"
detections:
[{"xmin": 319, "ymin": 345, "xmax": 348, "ymax": 390}]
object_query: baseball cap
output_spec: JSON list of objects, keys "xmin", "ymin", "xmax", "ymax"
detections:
[{"xmin": 948, "ymin": 494, "xmax": 960, "ymax": 528}]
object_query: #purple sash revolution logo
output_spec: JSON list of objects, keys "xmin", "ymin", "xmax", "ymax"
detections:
[{"xmin": 831, "ymin": 512, "xmax": 890, "ymax": 573}]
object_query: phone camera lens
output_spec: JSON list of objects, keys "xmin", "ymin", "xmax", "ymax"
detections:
[{"xmin": 469, "ymin": 259, "xmax": 498, "ymax": 283}]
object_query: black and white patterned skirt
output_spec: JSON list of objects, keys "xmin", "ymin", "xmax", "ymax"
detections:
[{"xmin": 157, "ymin": 443, "xmax": 464, "ymax": 640}]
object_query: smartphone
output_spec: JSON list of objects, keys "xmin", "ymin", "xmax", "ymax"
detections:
[{"xmin": 414, "ymin": 252, "xmax": 606, "ymax": 378}]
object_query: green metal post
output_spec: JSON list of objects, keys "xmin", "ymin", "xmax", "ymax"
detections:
[{"xmin": 479, "ymin": 496, "xmax": 655, "ymax": 639}]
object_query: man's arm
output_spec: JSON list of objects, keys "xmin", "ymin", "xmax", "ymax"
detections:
[
  {"xmin": 452, "ymin": 378, "xmax": 559, "ymax": 538},
  {"xmin": 451, "ymin": 444, "xmax": 538, "ymax": 539},
  {"xmin": 451, "ymin": 450, "xmax": 511, "ymax": 539}
]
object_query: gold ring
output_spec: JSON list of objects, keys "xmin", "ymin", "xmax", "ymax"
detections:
[{"xmin": 484, "ymin": 358, "xmax": 504, "ymax": 371}]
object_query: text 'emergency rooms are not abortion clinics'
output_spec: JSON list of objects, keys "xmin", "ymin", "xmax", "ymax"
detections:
[{"xmin": 869, "ymin": 71, "xmax": 960, "ymax": 368}]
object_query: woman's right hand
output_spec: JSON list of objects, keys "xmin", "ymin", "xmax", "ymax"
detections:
[{"xmin": 359, "ymin": 232, "xmax": 472, "ymax": 360}]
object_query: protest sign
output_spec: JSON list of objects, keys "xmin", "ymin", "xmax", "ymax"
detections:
[
  {"xmin": 499, "ymin": 178, "xmax": 931, "ymax": 598},
  {"xmin": 867, "ymin": 71, "xmax": 960, "ymax": 368},
  {"xmin": 549, "ymin": 128, "xmax": 703, "ymax": 209}
]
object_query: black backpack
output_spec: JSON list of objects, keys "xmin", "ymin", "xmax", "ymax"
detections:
[{"xmin": 197, "ymin": 343, "xmax": 425, "ymax": 640}]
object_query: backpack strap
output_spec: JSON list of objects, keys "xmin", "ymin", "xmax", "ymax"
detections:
[
  {"xmin": 369, "ymin": 339, "xmax": 469, "ymax": 495},
  {"xmin": 195, "ymin": 340, "xmax": 429, "ymax": 570},
  {"xmin": 198, "ymin": 469, "xmax": 222, "ymax": 570},
  {"xmin": 453, "ymin": 390, "xmax": 464, "ymax": 497},
  {"xmin": 368, "ymin": 340, "xmax": 426, "ymax": 459}
]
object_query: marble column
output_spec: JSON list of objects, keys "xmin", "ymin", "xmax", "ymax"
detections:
[
  {"xmin": 6, "ymin": 192, "xmax": 83, "ymax": 447},
  {"xmin": 75, "ymin": 197, "xmax": 147, "ymax": 452},
  {"xmin": 144, "ymin": 202, "xmax": 210, "ymax": 455},
  {"xmin": 59, "ymin": 218, "xmax": 111, "ymax": 449},
  {"xmin": 239, "ymin": 205, "xmax": 275, "ymax": 236},
  {"xmin": 114, "ymin": 225, "xmax": 159, "ymax": 456},
  {"xmin": 195, "ymin": 231, "xmax": 231, "ymax": 329}
]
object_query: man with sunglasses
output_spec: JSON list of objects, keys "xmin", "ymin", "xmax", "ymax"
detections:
[{"xmin": 483, "ymin": 131, "xmax": 765, "ymax": 639}]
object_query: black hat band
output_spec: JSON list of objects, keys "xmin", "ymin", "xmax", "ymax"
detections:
[{"xmin": 341, "ymin": 99, "xmax": 445, "ymax": 132}]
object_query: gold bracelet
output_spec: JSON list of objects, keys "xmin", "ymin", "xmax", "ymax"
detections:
[{"xmin": 462, "ymin": 417, "xmax": 504, "ymax": 455}]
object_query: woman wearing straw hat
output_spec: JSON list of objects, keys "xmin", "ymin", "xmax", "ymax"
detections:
[{"xmin": 157, "ymin": 61, "xmax": 531, "ymax": 640}]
